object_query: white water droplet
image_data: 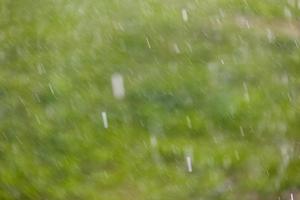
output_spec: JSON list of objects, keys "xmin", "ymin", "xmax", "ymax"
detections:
[
  {"xmin": 181, "ymin": 9, "xmax": 188, "ymax": 22},
  {"xmin": 35, "ymin": 115, "xmax": 41, "ymax": 125},
  {"xmin": 294, "ymin": 39, "xmax": 299, "ymax": 48},
  {"xmin": 101, "ymin": 112, "xmax": 108, "ymax": 129},
  {"xmin": 281, "ymin": 74, "xmax": 289, "ymax": 85},
  {"xmin": 284, "ymin": 7, "xmax": 292, "ymax": 18},
  {"xmin": 150, "ymin": 135, "xmax": 157, "ymax": 147},
  {"xmin": 111, "ymin": 73, "xmax": 125, "ymax": 99},
  {"xmin": 267, "ymin": 28, "xmax": 275, "ymax": 43},
  {"xmin": 219, "ymin": 8, "xmax": 225, "ymax": 18},
  {"xmin": 185, "ymin": 41, "xmax": 193, "ymax": 52},
  {"xmin": 186, "ymin": 116, "xmax": 192, "ymax": 129},
  {"xmin": 243, "ymin": 82, "xmax": 250, "ymax": 102},
  {"xmin": 173, "ymin": 43, "xmax": 180, "ymax": 54},
  {"xmin": 48, "ymin": 83, "xmax": 55, "ymax": 95},
  {"xmin": 37, "ymin": 64, "xmax": 46, "ymax": 74},
  {"xmin": 186, "ymin": 156, "xmax": 192, "ymax": 172},
  {"xmin": 240, "ymin": 126, "xmax": 245, "ymax": 137},
  {"xmin": 146, "ymin": 37, "xmax": 151, "ymax": 49},
  {"xmin": 234, "ymin": 150, "xmax": 240, "ymax": 160}
]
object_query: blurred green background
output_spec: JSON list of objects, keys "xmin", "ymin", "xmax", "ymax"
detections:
[{"xmin": 1, "ymin": 0, "xmax": 300, "ymax": 199}]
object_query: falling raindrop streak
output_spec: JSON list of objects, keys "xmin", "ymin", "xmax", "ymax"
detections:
[
  {"xmin": 186, "ymin": 116, "xmax": 192, "ymax": 129},
  {"xmin": 186, "ymin": 156, "xmax": 192, "ymax": 172},
  {"xmin": 146, "ymin": 37, "xmax": 151, "ymax": 49},
  {"xmin": 243, "ymin": 82, "xmax": 250, "ymax": 102},
  {"xmin": 173, "ymin": 43, "xmax": 180, "ymax": 54},
  {"xmin": 101, "ymin": 112, "xmax": 108, "ymax": 129},
  {"xmin": 111, "ymin": 73, "xmax": 125, "ymax": 99},
  {"xmin": 48, "ymin": 83, "xmax": 55, "ymax": 95},
  {"xmin": 150, "ymin": 135, "xmax": 157, "ymax": 147},
  {"xmin": 240, "ymin": 126, "xmax": 245, "ymax": 137},
  {"xmin": 181, "ymin": 9, "xmax": 188, "ymax": 22}
]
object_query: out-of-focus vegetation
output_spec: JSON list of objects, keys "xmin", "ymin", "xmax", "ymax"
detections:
[{"xmin": 1, "ymin": 0, "xmax": 300, "ymax": 199}]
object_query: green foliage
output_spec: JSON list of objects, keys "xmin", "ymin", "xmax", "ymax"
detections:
[{"xmin": 1, "ymin": 0, "xmax": 300, "ymax": 199}]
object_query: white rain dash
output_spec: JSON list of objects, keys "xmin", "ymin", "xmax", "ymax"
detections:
[
  {"xmin": 111, "ymin": 73, "xmax": 125, "ymax": 99},
  {"xmin": 150, "ymin": 135, "xmax": 157, "ymax": 147},
  {"xmin": 243, "ymin": 82, "xmax": 250, "ymax": 102},
  {"xmin": 182, "ymin": 9, "xmax": 188, "ymax": 22},
  {"xmin": 290, "ymin": 193, "xmax": 294, "ymax": 200},
  {"xmin": 186, "ymin": 116, "xmax": 192, "ymax": 129},
  {"xmin": 48, "ymin": 83, "xmax": 55, "ymax": 95},
  {"xmin": 101, "ymin": 112, "xmax": 108, "ymax": 129},
  {"xmin": 186, "ymin": 156, "xmax": 192, "ymax": 172},
  {"xmin": 173, "ymin": 43, "xmax": 180, "ymax": 54},
  {"xmin": 267, "ymin": 28, "xmax": 275, "ymax": 43},
  {"xmin": 146, "ymin": 37, "xmax": 151, "ymax": 49},
  {"xmin": 240, "ymin": 126, "xmax": 245, "ymax": 137}
]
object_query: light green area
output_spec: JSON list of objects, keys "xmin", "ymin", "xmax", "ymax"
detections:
[{"xmin": 1, "ymin": 0, "xmax": 300, "ymax": 199}]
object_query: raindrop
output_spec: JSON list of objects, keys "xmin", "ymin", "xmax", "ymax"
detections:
[
  {"xmin": 101, "ymin": 111, "xmax": 108, "ymax": 129},
  {"xmin": 186, "ymin": 156, "xmax": 192, "ymax": 172},
  {"xmin": 236, "ymin": 16, "xmax": 250, "ymax": 29},
  {"xmin": 186, "ymin": 116, "xmax": 192, "ymax": 129},
  {"xmin": 234, "ymin": 150, "xmax": 240, "ymax": 160},
  {"xmin": 240, "ymin": 126, "xmax": 245, "ymax": 137},
  {"xmin": 48, "ymin": 83, "xmax": 55, "ymax": 95},
  {"xmin": 37, "ymin": 64, "xmax": 46, "ymax": 74},
  {"xmin": 35, "ymin": 114, "xmax": 41, "ymax": 125},
  {"xmin": 173, "ymin": 43, "xmax": 180, "ymax": 54},
  {"xmin": 114, "ymin": 22, "xmax": 124, "ymax": 31},
  {"xmin": 219, "ymin": 8, "xmax": 225, "ymax": 18},
  {"xmin": 245, "ymin": 20, "xmax": 250, "ymax": 29},
  {"xmin": 266, "ymin": 28, "xmax": 275, "ymax": 43},
  {"xmin": 243, "ymin": 82, "xmax": 250, "ymax": 102},
  {"xmin": 111, "ymin": 73, "xmax": 125, "ymax": 99},
  {"xmin": 284, "ymin": 7, "xmax": 292, "ymax": 18},
  {"xmin": 146, "ymin": 37, "xmax": 151, "ymax": 49},
  {"xmin": 185, "ymin": 41, "xmax": 193, "ymax": 52},
  {"xmin": 181, "ymin": 9, "xmax": 188, "ymax": 22},
  {"xmin": 150, "ymin": 135, "xmax": 157, "ymax": 147},
  {"xmin": 294, "ymin": 39, "xmax": 299, "ymax": 48},
  {"xmin": 281, "ymin": 74, "xmax": 289, "ymax": 85}
]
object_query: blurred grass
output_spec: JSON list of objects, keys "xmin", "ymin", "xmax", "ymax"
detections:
[{"xmin": 1, "ymin": 0, "xmax": 300, "ymax": 199}]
